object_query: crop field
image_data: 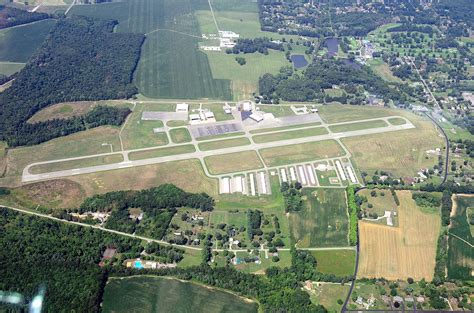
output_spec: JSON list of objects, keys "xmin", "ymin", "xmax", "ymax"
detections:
[
  {"xmin": 120, "ymin": 109, "xmax": 168, "ymax": 150},
  {"xmin": 342, "ymin": 113, "xmax": 444, "ymax": 177},
  {"xmin": 102, "ymin": 276, "xmax": 258, "ymax": 313},
  {"xmin": 128, "ymin": 144, "xmax": 195, "ymax": 161},
  {"xmin": 0, "ymin": 19, "xmax": 56, "ymax": 63},
  {"xmin": 69, "ymin": 159, "xmax": 218, "ymax": 196},
  {"xmin": 448, "ymin": 195, "xmax": 474, "ymax": 279},
  {"xmin": 4, "ymin": 126, "xmax": 121, "ymax": 181},
  {"xmin": 318, "ymin": 104, "xmax": 397, "ymax": 123},
  {"xmin": 204, "ymin": 151, "xmax": 263, "ymax": 174},
  {"xmin": 358, "ymin": 191, "xmax": 440, "ymax": 280},
  {"xmin": 312, "ymin": 250, "xmax": 355, "ymax": 276},
  {"xmin": 198, "ymin": 137, "xmax": 250, "ymax": 151},
  {"xmin": 252, "ymin": 127, "xmax": 328, "ymax": 143},
  {"xmin": 29, "ymin": 154, "xmax": 123, "ymax": 174},
  {"xmin": 328, "ymin": 120, "xmax": 388, "ymax": 133},
  {"xmin": 260, "ymin": 140, "xmax": 345, "ymax": 167},
  {"xmin": 290, "ymin": 188, "xmax": 349, "ymax": 248},
  {"xmin": 169, "ymin": 128, "xmax": 192, "ymax": 143},
  {"xmin": 71, "ymin": 0, "xmax": 231, "ymax": 100}
]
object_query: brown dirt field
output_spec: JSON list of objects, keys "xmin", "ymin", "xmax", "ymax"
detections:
[
  {"xmin": 70, "ymin": 159, "xmax": 218, "ymax": 197},
  {"xmin": 0, "ymin": 179, "xmax": 86, "ymax": 209},
  {"xmin": 342, "ymin": 113, "xmax": 444, "ymax": 177},
  {"xmin": 358, "ymin": 190, "xmax": 441, "ymax": 280}
]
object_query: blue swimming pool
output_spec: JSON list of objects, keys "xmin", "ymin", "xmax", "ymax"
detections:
[{"xmin": 134, "ymin": 260, "xmax": 144, "ymax": 269}]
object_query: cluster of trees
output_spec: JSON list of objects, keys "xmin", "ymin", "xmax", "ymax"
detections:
[
  {"xmin": 346, "ymin": 186, "xmax": 359, "ymax": 246},
  {"xmin": 0, "ymin": 5, "xmax": 49, "ymax": 29},
  {"xmin": 259, "ymin": 59, "xmax": 404, "ymax": 102},
  {"xmin": 227, "ymin": 37, "xmax": 283, "ymax": 54},
  {"xmin": 144, "ymin": 242, "xmax": 184, "ymax": 264},
  {"xmin": 76, "ymin": 184, "xmax": 214, "ymax": 240},
  {"xmin": 440, "ymin": 190, "xmax": 453, "ymax": 226},
  {"xmin": 433, "ymin": 229, "xmax": 448, "ymax": 285},
  {"xmin": 411, "ymin": 192, "xmax": 442, "ymax": 210},
  {"xmin": 280, "ymin": 182, "xmax": 303, "ymax": 212},
  {"xmin": 79, "ymin": 184, "xmax": 214, "ymax": 213},
  {"xmin": 331, "ymin": 12, "xmax": 389, "ymax": 36},
  {"xmin": 0, "ymin": 16, "xmax": 144, "ymax": 146},
  {"xmin": 247, "ymin": 209, "xmax": 262, "ymax": 240}
]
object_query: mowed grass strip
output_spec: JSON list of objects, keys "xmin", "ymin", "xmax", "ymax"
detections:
[
  {"xmin": 204, "ymin": 150, "xmax": 263, "ymax": 174},
  {"xmin": 252, "ymin": 126, "xmax": 327, "ymax": 143},
  {"xmin": 169, "ymin": 128, "xmax": 192, "ymax": 143},
  {"xmin": 128, "ymin": 145, "xmax": 195, "ymax": 161},
  {"xmin": 358, "ymin": 190, "xmax": 440, "ymax": 280},
  {"xmin": 249, "ymin": 121, "xmax": 321, "ymax": 134},
  {"xmin": 259, "ymin": 140, "xmax": 344, "ymax": 167},
  {"xmin": 198, "ymin": 137, "xmax": 251, "ymax": 151},
  {"xmin": 102, "ymin": 276, "xmax": 258, "ymax": 313},
  {"xmin": 318, "ymin": 104, "xmax": 397, "ymax": 123},
  {"xmin": 29, "ymin": 154, "xmax": 124, "ymax": 174},
  {"xmin": 328, "ymin": 119, "xmax": 388, "ymax": 133},
  {"xmin": 388, "ymin": 117, "xmax": 407, "ymax": 125}
]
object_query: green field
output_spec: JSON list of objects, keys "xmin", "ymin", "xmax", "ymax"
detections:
[
  {"xmin": 387, "ymin": 117, "xmax": 407, "ymax": 125},
  {"xmin": 328, "ymin": 120, "xmax": 388, "ymax": 133},
  {"xmin": 198, "ymin": 137, "xmax": 250, "ymax": 151},
  {"xmin": 259, "ymin": 140, "xmax": 345, "ymax": 167},
  {"xmin": 204, "ymin": 150, "xmax": 263, "ymax": 174},
  {"xmin": 315, "ymin": 161, "xmax": 340, "ymax": 187},
  {"xmin": 71, "ymin": 0, "xmax": 231, "ymax": 100},
  {"xmin": 256, "ymin": 105, "xmax": 295, "ymax": 117},
  {"xmin": 252, "ymin": 127, "xmax": 328, "ymax": 143},
  {"xmin": 318, "ymin": 104, "xmax": 396, "ymax": 123},
  {"xmin": 128, "ymin": 144, "xmax": 195, "ymax": 161},
  {"xmin": 312, "ymin": 250, "xmax": 356, "ymax": 276},
  {"xmin": 0, "ymin": 62, "xmax": 24, "ymax": 76},
  {"xmin": 290, "ymin": 188, "xmax": 349, "ymax": 248},
  {"xmin": 249, "ymin": 121, "xmax": 322, "ymax": 134},
  {"xmin": 448, "ymin": 196, "xmax": 474, "ymax": 279},
  {"xmin": 367, "ymin": 59, "xmax": 402, "ymax": 83},
  {"xmin": 169, "ymin": 128, "xmax": 192, "ymax": 143},
  {"xmin": 102, "ymin": 276, "xmax": 258, "ymax": 313},
  {"xmin": 309, "ymin": 284, "xmax": 350, "ymax": 313},
  {"xmin": 120, "ymin": 109, "xmax": 168, "ymax": 150},
  {"xmin": 29, "ymin": 154, "xmax": 123, "ymax": 174},
  {"xmin": 294, "ymin": 188, "xmax": 349, "ymax": 247},
  {"xmin": 0, "ymin": 19, "xmax": 56, "ymax": 63}
]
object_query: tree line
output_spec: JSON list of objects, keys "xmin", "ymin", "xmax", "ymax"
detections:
[
  {"xmin": 0, "ymin": 15, "xmax": 144, "ymax": 147},
  {"xmin": 0, "ymin": 5, "xmax": 49, "ymax": 29},
  {"xmin": 227, "ymin": 37, "xmax": 283, "ymax": 54}
]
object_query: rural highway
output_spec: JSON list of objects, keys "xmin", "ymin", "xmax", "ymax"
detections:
[{"xmin": 22, "ymin": 116, "xmax": 414, "ymax": 182}]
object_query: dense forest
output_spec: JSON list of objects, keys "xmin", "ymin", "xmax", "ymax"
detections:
[
  {"xmin": 0, "ymin": 207, "xmax": 145, "ymax": 312},
  {"xmin": 0, "ymin": 15, "xmax": 144, "ymax": 147},
  {"xmin": 0, "ymin": 5, "xmax": 49, "ymax": 29},
  {"xmin": 259, "ymin": 59, "xmax": 404, "ymax": 103}
]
